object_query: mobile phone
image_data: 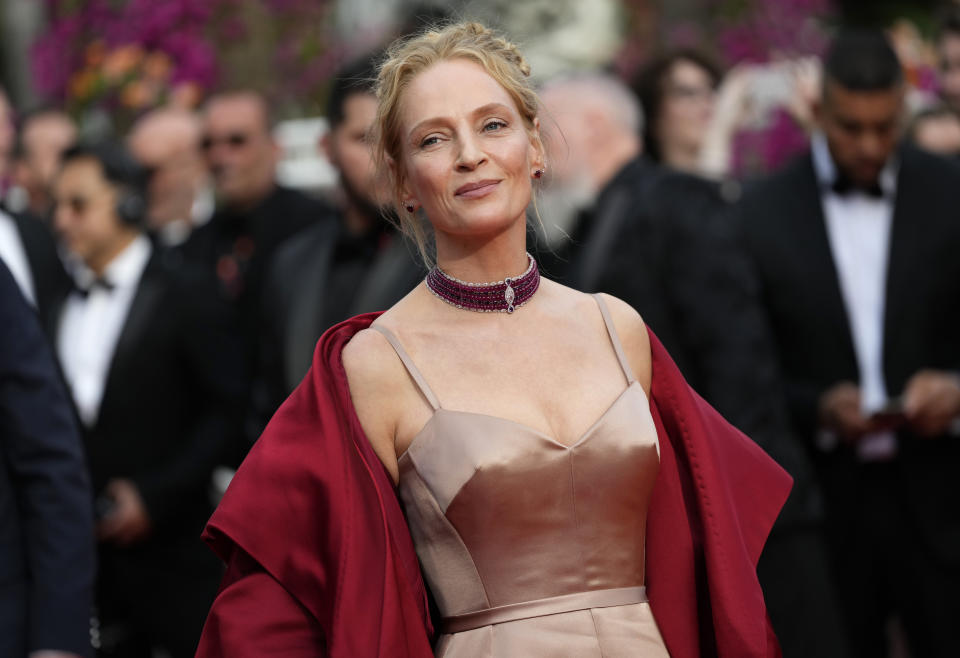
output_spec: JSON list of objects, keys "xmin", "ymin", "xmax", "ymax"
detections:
[
  {"xmin": 744, "ymin": 64, "xmax": 794, "ymax": 128},
  {"xmin": 868, "ymin": 397, "xmax": 907, "ymax": 428}
]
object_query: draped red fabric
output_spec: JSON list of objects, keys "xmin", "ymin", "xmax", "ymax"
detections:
[{"xmin": 196, "ymin": 313, "xmax": 791, "ymax": 657}]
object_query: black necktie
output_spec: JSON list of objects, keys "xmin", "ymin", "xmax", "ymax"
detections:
[{"xmin": 831, "ymin": 174, "xmax": 885, "ymax": 199}]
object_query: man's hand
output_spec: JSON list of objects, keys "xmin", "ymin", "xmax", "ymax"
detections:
[
  {"xmin": 818, "ymin": 382, "xmax": 872, "ymax": 442},
  {"xmin": 97, "ymin": 479, "xmax": 152, "ymax": 546},
  {"xmin": 903, "ymin": 370, "xmax": 960, "ymax": 437}
]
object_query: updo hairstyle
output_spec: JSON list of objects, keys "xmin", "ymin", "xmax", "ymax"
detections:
[{"xmin": 374, "ymin": 22, "xmax": 542, "ymax": 264}]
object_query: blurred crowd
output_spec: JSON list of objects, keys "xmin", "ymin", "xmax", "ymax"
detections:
[{"xmin": 2, "ymin": 5, "xmax": 960, "ymax": 658}]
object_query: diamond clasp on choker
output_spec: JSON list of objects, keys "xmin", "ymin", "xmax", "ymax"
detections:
[{"xmin": 504, "ymin": 277, "xmax": 515, "ymax": 313}]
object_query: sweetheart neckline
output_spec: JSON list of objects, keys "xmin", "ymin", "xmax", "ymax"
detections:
[{"xmin": 398, "ymin": 381, "xmax": 651, "ymax": 461}]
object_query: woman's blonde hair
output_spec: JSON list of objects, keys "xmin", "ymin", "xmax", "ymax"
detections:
[{"xmin": 373, "ymin": 21, "xmax": 542, "ymax": 264}]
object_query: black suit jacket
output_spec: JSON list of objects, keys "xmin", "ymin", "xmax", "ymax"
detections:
[
  {"xmin": 45, "ymin": 250, "xmax": 245, "ymax": 550},
  {"xmin": 258, "ymin": 220, "xmax": 424, "ymax": 420},
  {"xmin": 735, "ymin": 145, "xmax": 960, "ymax": 562},
  {"xmin": 0, "ymin": 259, "xmax": 94, "ymax": 657},
  {"xmin": 10, "ymin": 211, "xmax": 72, "ymax": 317},
  {"xmin": 180, "ymin": 185, "xmax": 334, "ymax": 339}
]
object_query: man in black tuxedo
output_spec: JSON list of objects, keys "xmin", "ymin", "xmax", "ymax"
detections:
[
  {"xmin": 539, "ymin": 73, "xmax": 845, "ymax": 657},
  {"xmin": 1, "ymin": 258, "xmax": 94, "ymax": 658},
  {"xmin": 734, "ymin": 30, "xmax": 960, "ymax": 658},
  {"xmin": 47, "ymin": 142, "xmax": 244, "ymax": 657},
  {"xmin": 257, "ymin": 56, "xmax": 423, "ymax": 422}
]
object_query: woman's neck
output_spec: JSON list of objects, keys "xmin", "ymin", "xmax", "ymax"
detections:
[{"xmin": 433, "ymin": 218, "xmax": 529, "ymax": 283}]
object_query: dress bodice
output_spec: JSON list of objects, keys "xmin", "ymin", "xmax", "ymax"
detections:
[
  {"xmin": 396, "ymin": 382, "xmax": 659, "ymax": 618},
  {"xmin": 373, "ymin": 294, "xmax": 669, "ymax": 656}
]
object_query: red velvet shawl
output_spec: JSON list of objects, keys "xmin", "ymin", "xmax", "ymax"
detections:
[{"xmin": 196, "ymin": 313, "xmax": 791, "ymax": 657}]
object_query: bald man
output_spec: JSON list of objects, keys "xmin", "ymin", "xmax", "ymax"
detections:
[
  {"xmin": 128, "ymin": 107, "xmax": 213, "ymax": 246},
  {"xmin": 10, "ymin": 108, "xmax": 76, "ymax": 219},
  {"xmin": 540, "ymin": 73, "xmax": 847, "ymax": 657},
  {"xmin": 180, "ymin": 90, "xmax": 334, "ymax": 456}
]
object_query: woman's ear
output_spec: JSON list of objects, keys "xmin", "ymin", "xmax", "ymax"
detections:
[
  {"xmin": 387, "ymin": 155, "xmax": 413, "ymax": 206},
  {"xmin": 529, "ymin": 117, "xmax": 545, "ymax": 169}
]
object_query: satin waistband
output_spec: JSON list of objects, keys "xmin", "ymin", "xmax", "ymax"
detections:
[{"xmin": 441, "ymin": 586, "xmax": 649, "ymax": 634}]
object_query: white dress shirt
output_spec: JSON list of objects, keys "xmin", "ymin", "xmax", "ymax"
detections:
[
  {"xmin": 0, "ymin": 209, "xmax": 37, "ymax": 306},
  {"xmin": 812, "ymin": 134, "xmax": 899, "ymax": 460},
  {"xmin": 57, "ymin": 235, "xmax": 152, "ymax": 428}
]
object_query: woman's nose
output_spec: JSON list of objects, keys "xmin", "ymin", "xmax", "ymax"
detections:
[{"xmin": 456, "ymin": 133, "xmax": 486, "ymax": 171}]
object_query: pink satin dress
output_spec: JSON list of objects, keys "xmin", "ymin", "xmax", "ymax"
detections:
[{"xmin": 372, "ymin": 295, "xmax": 670, "ymax": 657}]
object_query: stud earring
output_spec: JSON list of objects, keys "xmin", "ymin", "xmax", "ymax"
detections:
[
  {"xmin": 533, "ymin": 168, "xmax": 544, "ymax": 179},
  {"xmin": 405, "ymin": 203, "xmax": 415, "ymax": 213}
]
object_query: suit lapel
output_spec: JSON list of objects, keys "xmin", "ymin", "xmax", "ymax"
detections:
[
  {"xmin": 350, "ymin": 235, "xmax": 421, "ymax": 315},
  {"xmin": 99, "ymin": 256, "xmax": 166, "ymax": 413},
  {"xmin": 882, "ymin": 147, "xmax": 920, "ymax": 384},
  {"xmin": 285, "ymin": 230, "xmax": 336, "ymax": 391},
  {"xmin": 790, "ymin": 156, "xmax": 858, "ymax": 368}
]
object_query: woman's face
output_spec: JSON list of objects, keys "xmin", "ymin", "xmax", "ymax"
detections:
[
  {"xmin": 397, "ymin": 58, "xmax": 542, "ymax": 240},
  {"xmin": 657, "ymin": 59, "xmax": 716, "ymax": 155}
]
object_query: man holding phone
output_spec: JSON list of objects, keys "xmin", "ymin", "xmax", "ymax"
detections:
[{"xmin": 734, "ymin": 30, "xmax": 960, "ymax": 658}]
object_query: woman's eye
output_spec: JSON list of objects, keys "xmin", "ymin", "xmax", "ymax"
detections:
[
  {"xmin": 483, "ymin": 120, "xmax": 507, "ymax": 132},
  {"xmin": 420, "ymin": 135, "xmax": 441, "ymax": 148}
]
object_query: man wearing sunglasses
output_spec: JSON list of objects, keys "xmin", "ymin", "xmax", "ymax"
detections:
[
  {"xmin": 256, "ymin": 55, "xmax": 424, "ymax": 433},
  {"xmin": 180, "ymin": 89, "xmax": 333, "ymax": 457}
]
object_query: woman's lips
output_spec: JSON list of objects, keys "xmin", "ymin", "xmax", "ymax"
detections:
[{"xmin": 455, "ymin": 180, "xmax": 500, "ymax": 199}]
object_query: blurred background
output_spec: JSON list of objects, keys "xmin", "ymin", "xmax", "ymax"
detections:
[
  {"xmin": 3, "ymin": 1, "xmax": 960, "ymax": 658},
  {"xmin": 0, "ymin": 0, "xmax": 954, "ymax": 189}
]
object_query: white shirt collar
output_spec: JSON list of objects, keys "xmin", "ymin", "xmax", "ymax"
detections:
[
  {"xmin": 71, "ymin": 233, "xmax": 152, "ymax": 291},
  {"xmin": 811, "ymin": 132, "xmax": 899, "ymax": 197}
]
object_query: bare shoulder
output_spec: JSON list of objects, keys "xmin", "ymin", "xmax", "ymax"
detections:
[
  {"xmin": 341, "ymin": 327, "xmax": 405, "ymax": 482},
  {"xmin": 341, "ymin": 327, "xmax": 400, "ymax": 390},
  {"xmin": 596, "ymin": 293, "xmax": 652, "ymax": 396}
]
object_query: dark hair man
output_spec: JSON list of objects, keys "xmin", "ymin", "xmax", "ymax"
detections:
[
  {"xmin": 257, "ymin": 55, "xmax": 423, "ymax": 428},
  {"xmin": 734, "ymin": 29, "xmax": 960, "ymax": 658},
  {"xmin": 47, "ymin": 142, "xmax": 244, "ymax": 656}
]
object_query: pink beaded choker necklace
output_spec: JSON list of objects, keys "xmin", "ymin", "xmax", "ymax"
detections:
[{"xmin": 426, "ymin": 253, "xmax": 540, "ymax": 314}]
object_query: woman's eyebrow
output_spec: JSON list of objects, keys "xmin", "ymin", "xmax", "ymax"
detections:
[
  {"xmin": 407, "ymin": 103, "xmax": 514, "ymax": 140},
  {"xmin": 470, "ymin": 102, "xmax": 512, "ymax": 118}
]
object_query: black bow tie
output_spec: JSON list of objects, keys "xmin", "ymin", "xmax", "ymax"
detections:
[
  {"xmin": 73, "ymin": 277, "xmax": 115, "ymax": 298},
  {"xmin": 830, "ymin": 174, "xmax": 885, "ymax": 199}
]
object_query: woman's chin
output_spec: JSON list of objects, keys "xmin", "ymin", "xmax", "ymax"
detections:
[{"xmin": 436, "ymin": 210, "xmax": 524, "ymax": 239}]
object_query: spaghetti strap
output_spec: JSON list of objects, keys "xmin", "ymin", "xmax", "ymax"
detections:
[
  {"xmin": 592, "ymin": 294, "xmax": 637, "ymax": 385},
  {"xmin": 370, "ymin": 324, "xmax": 442, "ymax": 411}
]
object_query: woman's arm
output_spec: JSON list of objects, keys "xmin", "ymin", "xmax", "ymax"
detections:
[{"xmin": 342, "ymin": 328, "xmax": 406, "ymax": 483}]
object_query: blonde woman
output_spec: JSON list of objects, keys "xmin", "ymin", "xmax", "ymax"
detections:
[{"xmin": 197, "ymin": 22, "xmax": 790, "ymax": 658}]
